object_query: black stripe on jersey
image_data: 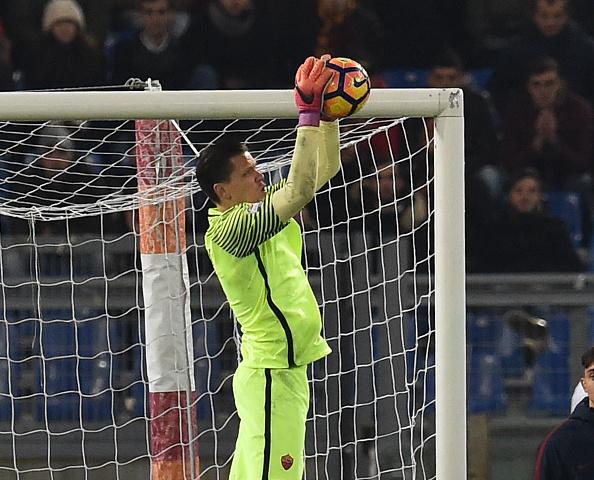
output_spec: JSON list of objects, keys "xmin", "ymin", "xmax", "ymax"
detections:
[
  {"xmin": 254, "ymin": 248, "xmax": 295, "ymax": 367},
  {"xmin": 208, "ymin": 183, "xmax": 287, "ymax": 258},
  {"xmin": 261, "ymin": 368, "xmax": 272, "ymax": 480}
]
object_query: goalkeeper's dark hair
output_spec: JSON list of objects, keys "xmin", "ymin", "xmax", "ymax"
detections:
[
  {"xmin": 195, "ymin": 138, "xmax": 248, "ymax": 204},
  {"xmin": 581, "ymin": 346, "xmax": 594, "ymax": 370}
]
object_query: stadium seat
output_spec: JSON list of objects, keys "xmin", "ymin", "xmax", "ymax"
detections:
[
  {"xmin": 35, "ymin": 310, "xmax": 78, "ymax": 421},
  {"xmin": 77, "ymin": 311, "xmax": 117, "ymax": 422},
  {"xmin": 546, "ymin": 190, "xmax": 583, "ymax": 248},
  {"xmin": 0, "ymin": 317, "xmax": 19, "ymax": 421},
  {"xmin": 35, "ymin": 309, "xmax": 115, "ymax": 422},
  {"xmin": 193, "ymin": 314, "xmax": 223, "ymax": 420},
  {"xmin": 465, "ymin": 68, "xmax": 494, "ymax": 89},
  {"xmin": 129, "ymin": 321, "xmax": 147, "ymax": 419},
  {"xmin": 468, "ymin": 351, "xmax": 507, "ymax": 413},
  {"xmin": 381, "ymin": 68, "xmax": 493, "ymax": 90},
  {"xmin": 381, "ymin": 69, "xmax": 428, "ymax": 89},
  {"xmin": 467, "ymin": 310, "xmax": 501, "ymax": 354}
]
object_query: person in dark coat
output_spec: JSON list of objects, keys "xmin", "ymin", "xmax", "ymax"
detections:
[
  {"xmin": 19, "ymin": 0, "xmax": 105, "ymax": 90},
  {"xmin": 501, "ymin": 57, "xmax": 593, "ymax": 189},
  {"xmin": 109, "ymin": 0, "xmax": 202, "ymax": 90},
  {"xmin": 4, "ymin": 125, "xmax": 110, "ymax": 237},
  {"xmin": 479, "ymin": 168, "xmax": 584, "ymax": 273},
  {"xmin": 500, "ymin": 56, "xmax": 593, "ymax": 249},
  {"xmin": 489, "ymin": 0, "xmax": 594, "ymax": 109},
  {"xmin": 533, "ymin": 346, "xmax": 594, "ymax": 479}
]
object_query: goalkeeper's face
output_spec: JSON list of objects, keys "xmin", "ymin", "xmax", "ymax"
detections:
[{"xmin": 217, "ymin": 152, "xmax": 266, "ymax": 206}]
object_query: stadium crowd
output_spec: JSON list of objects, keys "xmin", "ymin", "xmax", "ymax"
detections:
[{"xmin": 0, "ymin": 0, "xmax": 592, "ymax": 274}]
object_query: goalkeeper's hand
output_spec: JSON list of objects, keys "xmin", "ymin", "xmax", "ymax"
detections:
[{"xmin": 294, "ymin": 54, "xmax": 334, "ymax": 126}]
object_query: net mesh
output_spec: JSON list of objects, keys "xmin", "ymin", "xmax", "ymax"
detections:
[{"xmin": 0, "ymin": 114, "xmax": 435, "ymax": 479}]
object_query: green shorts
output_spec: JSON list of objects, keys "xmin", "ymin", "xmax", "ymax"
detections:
[{"xmin": 229, "ymin": 363, "xmax": 310, "ymax": 480}]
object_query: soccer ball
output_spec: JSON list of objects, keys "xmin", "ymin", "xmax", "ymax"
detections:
[{"xmin": 322, "ymin": 57, "xmax": 371, "ymax": 119}]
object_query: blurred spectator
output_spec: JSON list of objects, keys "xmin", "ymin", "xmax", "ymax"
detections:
[
  {"xmin": 19, "ymin": 0, "xmax": 105, "ymax": 90},
  {"xmin": 183, "ymin": 0, "xmax": 274, "ymax": 89},
  {"xmin": 4, "ymin": 125, "xmax": 111, "ymax": 236},
  {"xmin": 501, "ymin": 56, "xmax": 593, "ymax": 248},
  {"xmin": 489, "ymin": 0, "xmax": 594, "ymax": 109},
  {"xmin": 5, "ymin": 0, "xmax": 112, "ymax": 69},
  {"xmin": 109, "ymin": 0, "xmax": 210, "ymax": 89},
  {"xmin": 501, "ymin": 57, "xmax": 593, "ymax": 186},
  {"xmin": 426, "ymin": 49, "xmax": 500, "ymax": 191},
  {"xmin": 425, "ymin": 49, "xmax": 501, "ymax": 268},
  {"xmin": 264, "ymin": 1, "xmax": 318, "ymax": 87},
  {"xmin": 349, "ymin": 161, "xmax": 428, "ymax": 239},
  {"xmin": 75, "ymin": 0, "xmax": 116, "ymax": 46},
  {"xmin": 0, "ymin": 22, "xmax": 15, "ymax": 91},
  {"xmin": 477, "ymin": 168, "xmax": 584, "ymax": 273},
  {"xmin": 314, "ymin": 0, "xmax": 384, "ymax": 75},
  {"xmin": 465, "ymin": 0, "xmax": 531, "ymax": 62},
  {"xmin": 370, "ymin": 0, "xmax": 470, "ymax": 69}
]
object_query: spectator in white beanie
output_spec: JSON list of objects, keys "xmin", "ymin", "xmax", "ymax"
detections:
[
  {"xmin": 42, "ymin": 0, "xmax": 86, "ymax": 34},
  {"xmin": 20, "ymin": 0, "xmax": 105, "ymax": 90}
]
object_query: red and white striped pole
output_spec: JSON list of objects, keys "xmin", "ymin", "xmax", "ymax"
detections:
[{"xmin": 136, "ymin": 118, "xmax": 199, "ymax": 479}]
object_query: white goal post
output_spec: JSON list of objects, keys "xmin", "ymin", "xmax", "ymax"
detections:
[{"xmin": 0, "ymin": 87, "xmax": 465, "ymax": 479}]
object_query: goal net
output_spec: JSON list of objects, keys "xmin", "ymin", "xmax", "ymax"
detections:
[{"xmin": 0, "ymin": 88, "xmax": 465, "ymax": 479}]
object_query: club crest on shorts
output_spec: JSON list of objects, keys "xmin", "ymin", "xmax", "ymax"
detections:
[{"xmin": 281, "ymin": 454, "xmax": 294, "ymax": 470}]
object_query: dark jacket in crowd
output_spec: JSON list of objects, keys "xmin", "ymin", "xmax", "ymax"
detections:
[
  {"xmin": 502, "ymin": 90, "xmax": 593, "ymax": 186},
  {"xmin": 110, "ymin": 32, "xmax": 190, "ymax": 90},
  {"xmin": 21, "ymin": 34, "xmax": 104, "ymax": 90},
  {"xmin": 479, "ymin": 207, "xmax": 584, "ymax": 273},
  {"xmin": 490, "ymin": 21, "xmax": 594, "ymax": 108},
  {"xmin": 533, "ymin": 397, "xmax": 594, "ymax": 479}
]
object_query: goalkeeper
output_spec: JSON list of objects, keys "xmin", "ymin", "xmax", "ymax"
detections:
[{"xmin": 195, "ymin": 54, "xmax": 339, "ymax": 479}]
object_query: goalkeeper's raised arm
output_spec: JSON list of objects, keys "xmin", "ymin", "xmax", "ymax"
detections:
[{"xmin": 272, "ymin": 54, "xmax": 340, "ymax": 221}]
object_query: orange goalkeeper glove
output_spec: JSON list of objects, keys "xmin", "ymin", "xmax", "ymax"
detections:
[{"xmin": 294, "ymin": 54, "xmax": 334, "ymax": 126}]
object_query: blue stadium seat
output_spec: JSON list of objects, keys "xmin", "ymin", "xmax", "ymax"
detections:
[
  {"xmin": 382, "ymin": 69, "xmax": 428, "ymax": 88},
  {"xmin": 129, "ymin": 321, "xmax": 147, "ymax": 419},
  {"xmin": 467, "ymin": 311, "xmax": 501, "ymax": 354},
  {"xmin": 0, "ymin": 317, "xmax": 19, "ymax": 421},
  {"xmin": 77, "ymin": 310, "xmax": 117, "ymax": 422},
  {"xmin": 466, "ymin": 68, "xmax": 494, "ymax": 89},
  {"xmin": 193, "ymin": 315, "xmax": 222, "ymax": 420},
  {"xmin": 35, "ymin": 310, "xmax": 79, "ymax": 421},
  {"xmin": 546, "ymin": 190, "xmax": 583, "ymax": 248},
  {"xmin": 35, "ymin": 309, "xmax": 116, "ymax": 422},
  {"xmin": 381, "ymin": 68, "xmax": 493, "ymax": 90},
  {"xmin": 468, "ymin": 351, "xmax": 507, "ymax": 413},
  {"xmin": 468, "ymin": 309, "xmax": 529, "ymax": 380}
]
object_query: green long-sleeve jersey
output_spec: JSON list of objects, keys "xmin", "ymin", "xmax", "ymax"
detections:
[{"xmin": 205, "ymin": 179, "xmax": 331, "ymax": 368}]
